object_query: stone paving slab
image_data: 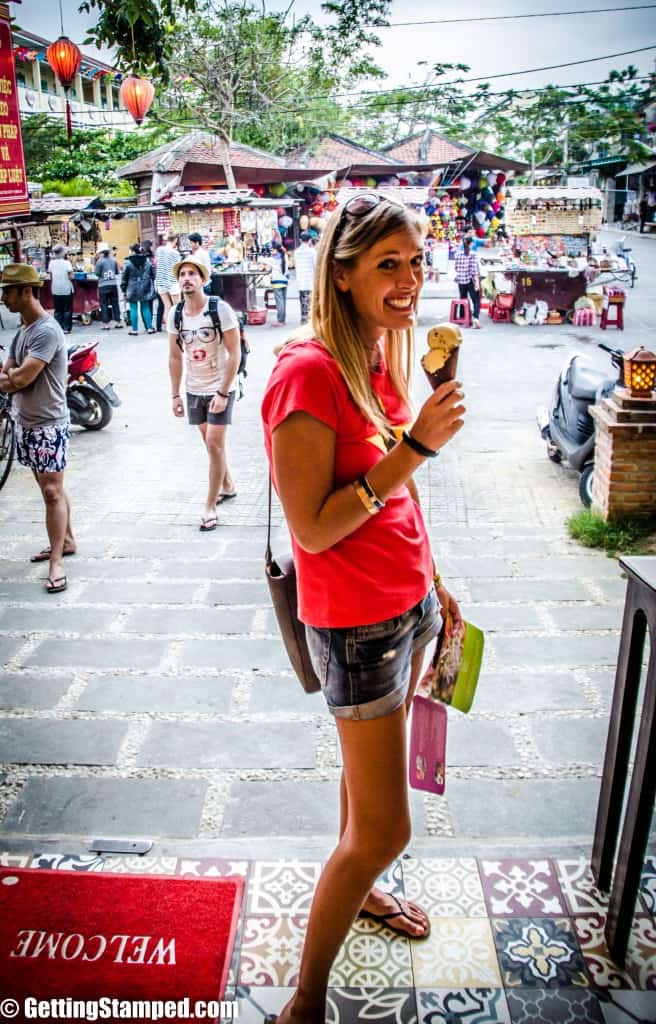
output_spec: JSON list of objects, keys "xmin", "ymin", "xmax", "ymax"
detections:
[
  {"xmin": 462, "ymin": 604, "xmax": 545, "ymax": 632},
  {"xmin": 0, "ymin": 719, "xmax": 128, "ymax": 765},
  {"xmin": 467, "ymin": 578, "xmax": 594, "ymax": 603},
  {"xmin": 121, "ymin": 606, "xmax": 259, "ymax": 635},
  {"xmin": 547, "ymin": 604, "xmax": 624, "ymax": 631},
  {"xmin": 179, "ymin": 637, "xmax": 289, "ymax": 671},
  {"xmin": 136, "ymin": 721, "xmax": 317, "ymax": 769},
  {"xmin": 23, "ymin": 637, "xmax": 171, "ymax": 670},
  {"xmin": 0, "ymin": 778, "xmax": 208, "ymax": 837},
  {"xmin": 75, "ymin": 674, "xmax": 237, "ymax": 713},
  {"xmin": 446, "ymin": 718, "xmax": 522, "ymax": 766},
  {"xmin": 529, "ymin": 717, "xmax": 610, "ymax": 768},
  {"xmin": 206, "ymin": 581, "xmax": 270, "ymax": 604},
  {"xmin": 74, "ymin": 580, "xmax": 200, "ymax": 605},
  {"xmin": 513, "ymin": 556, "xmax": 623, "ymax": 579},
  {"xmin": 248, "ymin": 676, "xmax": 321, "ymax": 715},
  {"xmin": 0, "ymin": 673, "xmax": 74, "ymax": 711},
  {"xmin": 474, "ymin": 671, "xmax": 592, "ymax": 713},
  {"xmin": 491, "ymin": 633, "xmax": 620, "ymax": 667},
  {"xmin": 0, "ymin": 606, "xmax": 118, "ymax": 633},
  {"xmin": 446, "ymin": 778, "xmax": 602, "ymax": 838}
]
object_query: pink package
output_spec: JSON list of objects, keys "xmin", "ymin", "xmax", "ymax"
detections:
[{"xmin": 409, "ymin": 695, "xmax": 447, "ymax": 795}]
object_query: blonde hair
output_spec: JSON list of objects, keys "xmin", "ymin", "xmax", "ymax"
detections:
[{"xmin": 311, "ymin": 200, "xmax": 424, "ymax": 441}]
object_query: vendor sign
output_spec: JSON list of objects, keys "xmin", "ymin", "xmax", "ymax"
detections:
[{"xmin": 0, "ymin": 12, "xmax": 29, "ymax": 218}]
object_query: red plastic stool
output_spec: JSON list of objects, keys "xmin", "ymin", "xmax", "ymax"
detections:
[
  {"xmin": 450, "ymin": 299, "xmax": 471, "ymax": 327},
  {"xmin": 491, "ymin": 303, "xmax": 512, "ymax": 323},
  {"xmin": 601, "ymin": 297, "xmax": 624, "ymax": 331}
]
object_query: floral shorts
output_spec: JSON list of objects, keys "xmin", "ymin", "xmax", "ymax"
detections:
[
  {"xmin": 305, "ymin": 588, "xmax": 442, "ymax": 721},
  {"xmin": 15, "ymin": 422, "xmax": 69, "ymax": 473}
]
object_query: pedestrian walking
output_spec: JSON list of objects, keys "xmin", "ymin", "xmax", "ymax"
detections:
[
  {"xmin": 94, "ymin": 243, "xmax": 123, "ymax": 330},
  {"xmin": 261, "ymin": 194, "xmax": 465, "ymax": 1024},
  {"xmin": 293, "ymin": 230, "xmax": 316, "ymax": 323},
  {"xmin": 268, "ymin": 241, "xmax": 288, "ymax": 326},
  {"xmin": 0, "ymin": 264, "xmax": 76, "ymax": 594},
  {"xmin": 454, "ymin": 235, "xmax": 482, "ymax": 328},
  {"xmin": 167, "ymin": 254, "xmax": 241, "ymax": 532},
  {"xmin": 121, "ymin": 244, "xmax": 156, "ymax": 335},
  {"xmin": 48, "ymin": 244, "xmax": 74, "ymax": 334},
  {"xmin": 155, "ymin": 231, "xmax": 181, "ymax": 328}
]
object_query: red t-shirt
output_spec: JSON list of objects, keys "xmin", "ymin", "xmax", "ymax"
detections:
[{"xmin": 261, "ymin": 338, "xmax": 433, "ymax": 628}]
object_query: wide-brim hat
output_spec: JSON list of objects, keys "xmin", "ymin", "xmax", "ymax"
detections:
[
  {"xmin": 172, "ymin": 253, "xmax": 209, "ymax": 284},
  {"xmin": 0, "ymin": 263, "xmax": 42, "ymax": 288}
]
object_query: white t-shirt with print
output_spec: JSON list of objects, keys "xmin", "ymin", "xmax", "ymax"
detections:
[{"xmin": 167, "ymin": 299, "xmax": 239, "ymax": 396}]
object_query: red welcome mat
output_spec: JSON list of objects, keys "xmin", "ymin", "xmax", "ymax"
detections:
[{"xmin": 0, "ymin": 868, "xmax": 243, "ymax": 1021}]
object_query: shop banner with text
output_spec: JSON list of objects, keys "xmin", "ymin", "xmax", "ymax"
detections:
[{"xmin": 0, "ymin": 15, "xmax": 29, "ymax": 218}]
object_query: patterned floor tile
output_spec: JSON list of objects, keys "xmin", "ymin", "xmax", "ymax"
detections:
[
  {"xmin": 96, "ymin": 855, "xmax": 178, "ymax": 874},
  {"xmin": 233, "ymin": 986, "xmax": 295, "ymax": 1022},
  {"xmin": 31, "ymin": 852, "xmax": 106, "ymax": 871},
  {"xmin": 555, "ymin": 859, "xmax": 609, "ymax": 915},
  {"xmin": 493, "ymin": 918, "xmax": 588, "ymax": 988},
  {"xmin": 176, "ymin": 856, "xmax": 250, "ymax": 879},
  {"xmin": 573, "ymin": 913, "xmax": 656, "ymax": 990},
  {"xmin": 480, "ymin": 860, "xmax": 566, "ymax": 917},
  {"xmin": 505, "ymin": 988, "xmax": 604, "ymax": 1023},
  {"xmin": 597, "ymin": 989, "xmax": 656, "ymax": 1023},
  {"xmin": 411, "ymin": 918, "xmax": 502, "ymax": 988},
  {"xmin": 247, "ymin": 860, "xmax": 321, "ymax": 915},
  {"xmin": 327, "ymin": 988, "xmax": 417, "ymax": 1024},
  {"xmin": 640, "ymin": 856, "xmax": 656, "ymax": 916},
  {"xmin": 329, "ymin": 919, "xmax": 413, "ymax": 988},
  {"xmin": 237, "ymin": 914, "xmax": 307, "ymax": 987},
  {"xmin": 403, "ymin": 858, "xmax": 487, "ymax": 917},
  {"xmin": 0, "ymin": 851, "xmax": 32, "ymax": 868},
  {"xmin": 417, "ymin": 987, "xmax": 510, "ymax": 1023},
  {"xmin": 378, "ymin": 860, "xmax": 405, "ymax": 900}
]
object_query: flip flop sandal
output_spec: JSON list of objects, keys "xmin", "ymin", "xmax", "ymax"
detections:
[
  {"xmin": 358, "ymin": 894, "xmax": 431, "ymax": 940},
  {"xmin": 215, "ymin": 491, "xmax": 237, "ymax": 505},
  {"xmin": 45, "ymin": 575, "xmax": 67, "ymax": 594},
  {"xmin": 199, "ymin": 516, "xmax": 218, "ymax": 532},
  {"xmin": 31, "ymin": 548, "xmax": 76, "ymax": 563}
]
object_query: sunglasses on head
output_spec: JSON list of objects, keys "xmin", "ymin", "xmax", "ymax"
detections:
[{"xmin": 332, "ymin": 192, "xmax": 404, "ymax": 249}]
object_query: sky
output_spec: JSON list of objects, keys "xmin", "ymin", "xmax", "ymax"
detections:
[{"xmin": 13, "ymin": 0, "xmax": 656, "ymax": 94}]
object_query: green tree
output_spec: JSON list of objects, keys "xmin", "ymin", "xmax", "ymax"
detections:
[{"xmin": 21, "ymin": 114, "xmax": 180, "ymax": 193}]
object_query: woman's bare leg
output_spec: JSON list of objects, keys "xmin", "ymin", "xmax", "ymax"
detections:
[{"xmin": 277, "ymin": 704, "xmax": 412, "ymax": 1023}]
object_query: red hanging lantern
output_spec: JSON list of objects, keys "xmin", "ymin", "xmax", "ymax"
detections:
[
  {"xmin": 46, "ymin": 35, "xmax": 81, "ymax": 139},
  {"xmin": 119, "ymin": 73, "xmax": 155, "ymax": 126}
]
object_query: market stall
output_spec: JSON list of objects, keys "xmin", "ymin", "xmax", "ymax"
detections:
[{"xmin": 481, "ymin": 186, "xmax": 604, "ymax": 323}]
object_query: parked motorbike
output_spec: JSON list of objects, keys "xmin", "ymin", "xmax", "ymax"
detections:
[
  {"xmin": 67, "ymin": 340, "xmax": 121, "ymax": 430},
  {"xmin": 537, "ymin": 342, "xmax": 624, "ymax": 507}
]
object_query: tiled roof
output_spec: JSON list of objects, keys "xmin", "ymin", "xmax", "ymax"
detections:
[
  {"xmin": 29, "ymin": 196, "xmax": 103, "ymax": 213},
  {"xmin": 118, "ymin": 132, "xmax": 288, "ymax": 178},
  {"xmin": 382, "ymin": 130, "xmax": 473, "ymax": 165},
  {"xmin": 285, "ymin": 134, "xmax": 397, "ymax": 170}
]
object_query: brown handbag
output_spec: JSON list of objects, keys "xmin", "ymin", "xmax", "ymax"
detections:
[{"xmin": 265, "ymin": 477, "xmax": 321, "ymax": 694}]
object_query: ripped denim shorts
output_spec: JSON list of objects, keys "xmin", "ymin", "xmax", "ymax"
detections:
[{"xmin": 305, "ymin": 588, "xmax": 441, "ymax": 721}]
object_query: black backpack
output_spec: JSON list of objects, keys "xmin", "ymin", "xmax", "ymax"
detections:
[{"xmin": 173, "ymin": 298, "xmax": 250, "ymax": 391}]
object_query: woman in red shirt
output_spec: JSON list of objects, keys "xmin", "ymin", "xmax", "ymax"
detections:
[{"xmin": 261, "ymin": 195, "xmax": 465, "ymax": 1023}]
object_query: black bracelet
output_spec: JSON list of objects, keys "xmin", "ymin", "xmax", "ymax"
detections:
[
  {"xmin": 402, "ymin": 430, "xmax": 439, "ymax": 459},
  {"xmin": 216, "ymin": 389, "xmax": 230, "ymax": 399}
]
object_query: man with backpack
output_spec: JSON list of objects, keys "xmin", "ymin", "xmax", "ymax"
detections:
[{"xmin": 167, "ymin": 253, "xmax": 241, "ymax": 532}]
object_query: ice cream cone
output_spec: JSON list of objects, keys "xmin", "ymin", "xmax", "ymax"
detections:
[{"xmin": 423, "ymin": 347, "xmax": 459, "ymax": 390}]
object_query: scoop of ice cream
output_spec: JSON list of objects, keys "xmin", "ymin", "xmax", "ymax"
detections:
[{"xmin": 421, "ymin": 324, "xmax": 463, "ymax": 374}]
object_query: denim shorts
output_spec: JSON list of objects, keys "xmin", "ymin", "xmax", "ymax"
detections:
[
  {"xmin": 305, "ymin": 588, "xmax": 442, "ymax": 720},
  {"xmin": 15, "ymin": 422, "xmax": 69, "ymax": 473}
]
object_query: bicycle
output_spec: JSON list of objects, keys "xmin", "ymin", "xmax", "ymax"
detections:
[{"xmin": 0, "ymin": 391, "xmax": 15, "ymax": 492}]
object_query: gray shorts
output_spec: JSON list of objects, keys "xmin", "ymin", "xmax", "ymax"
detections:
[
  {"xmin": 187, "ymin": 391, "xmax": 235, "ymax": 426},
  {"xmin": 305, "ymin": 588, "xmax": 442, "ymax": 720}
]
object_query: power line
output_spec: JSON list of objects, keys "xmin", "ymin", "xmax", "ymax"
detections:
[{"xmin": 376, "ymin": 4, "xmax": 656, "ymax": 28}]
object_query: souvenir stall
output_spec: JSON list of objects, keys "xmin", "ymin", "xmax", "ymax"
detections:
[
  {"xmin": 164, "ymin": 190, "xmax": 297, "ymax": 315},
  {"xmin": 482, "ymin": 186, "xmax": 604, "ymax": 324}
]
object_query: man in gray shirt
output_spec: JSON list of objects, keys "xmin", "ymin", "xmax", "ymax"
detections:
[{"xmin": 0, "ymin": 264, "xmax": 75, "ymax": 594}]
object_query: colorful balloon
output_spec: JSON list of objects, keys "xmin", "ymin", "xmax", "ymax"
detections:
[
  {"xmin": 269, "ymin": 182, "xmax": 286, "ymax": 197},
  {"xmin": 496, "ymin": 173, "xmax": 506, "ymax": 186}
]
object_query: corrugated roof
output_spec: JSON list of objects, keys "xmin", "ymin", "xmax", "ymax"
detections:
[
  {"xmin": 167, "ymin": 190, "xmax": 295, "ymax": 208},
  {"xmin": 617, "ymin": 158, "xmax": 656, "ymax": 177},
  {"xmin": 382, "ymin": 130, "xmax": 473, "ymax": 165},
  {"xmin": 507, "ymin": 186, "xmax": 603, "ymax": 203}
]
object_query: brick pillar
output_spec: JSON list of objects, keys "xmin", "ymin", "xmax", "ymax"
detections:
[{"xmin": 590, "ymin": 389, "xmax": 656, "ymax": 520}]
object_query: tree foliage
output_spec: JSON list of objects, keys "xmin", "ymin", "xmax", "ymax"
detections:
[{"xmin": 21, "ymin": 114, "xmax": 179, "ymax": 193}]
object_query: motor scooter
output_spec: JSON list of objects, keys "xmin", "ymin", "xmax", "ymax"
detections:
[
  {"xmin": 537, "ymin": 342, "xmax": 624, "ymax": 507},
  {"xmin": 67, "ymin": 340, "xmax": 121, "ymax": 430}
]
